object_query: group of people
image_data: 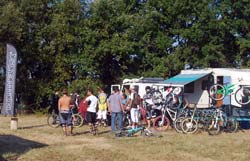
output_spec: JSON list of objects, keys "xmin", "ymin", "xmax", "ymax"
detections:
[{"xmin": 52, "ymin": 85, "xmax": 142, "ymax": 136}]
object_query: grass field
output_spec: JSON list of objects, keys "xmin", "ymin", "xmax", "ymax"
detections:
[{"xmin": 0, "ymin": 115, "xmax": 250, "ymax": 161}]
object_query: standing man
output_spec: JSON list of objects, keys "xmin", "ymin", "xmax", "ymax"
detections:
[
  {"xmin": 129, "ymin": 86, "xmax": 141, "ymax": 129},
  {"xmin": 85, "ymin": 88, "xmax": 98, "ymax": 135},
  {"xmin": 108, "ymin": 87, "xmax": 123, "ymax": 133},
  {"xmin": 97, "ymin": 88, "xmax": 108, "ymax": 126},
  {"xmin": 51, "ymin": 91, "xmax": 59, "ymax": 124},
  {"xmin": 58, "ymin": 89, "xmax": 73, "ymax": 136}
]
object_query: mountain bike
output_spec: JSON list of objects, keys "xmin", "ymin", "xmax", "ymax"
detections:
[
  {"xmin": 209, "ymin": 83, "xmax": 250, "ymax": 105},
  {"xmin": 153, "ymin": 87, "xmax": 189, "ymax": 132},
  {"xmin": 181, "ymin": 105, "xmax": 198, "ymax": 134},
  {"xmin": 206, "ymin": 108, "xmax": 238, "ymax": 135}
]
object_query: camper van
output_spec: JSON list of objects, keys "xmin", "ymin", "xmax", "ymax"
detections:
[
  {"xmin": 111, "ymin": 77, "xmax": 165, "ymax": 97},
  {"xmin": 162, "ymin": 68, "xmax": 250, "ymax": 108}
]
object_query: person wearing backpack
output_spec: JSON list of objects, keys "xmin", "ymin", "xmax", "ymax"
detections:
[
  {"xmin": 96, "ymin": 88, "xmax": 108, "ymax": 126},
  {"xmin": 129, "ymin": 86, "xmax": 141, "ymax": 129}
]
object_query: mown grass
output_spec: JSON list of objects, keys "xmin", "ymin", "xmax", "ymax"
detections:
[{"xmin": 0, "ymin": 115, "xmax": 250, "ymax": 161}]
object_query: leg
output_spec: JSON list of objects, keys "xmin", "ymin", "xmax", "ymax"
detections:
[
  {"xmin": 67, "ymin": 112, "xmax": 73, "ymax": 135},
  {"xmin": 62, "ymin": 125, "xmax": 67, "ymax": 136},
  {"xmin": 102, "ymin": 110, "xmax": 107, "ymax": 126},
  {"xmin": 134, "ymin": 108, "xmax": 139, "ymax": 128},
  {"xmin": 59, "ymin": 113, "xmax": 67, "ymax": 136},
  {"xmin": 96, "ymin": 110, "xmax": 102, "ymax": 126},
  {"xmin": 89, "ymin": 123, "xmax": 93, "ymax": 134},
  {"xmin": 117, "ymin": 112, "xmax": 123, "ymax": 131},
  {"xmin": 86, "ymin": 112, "xmax": 93, "ymax": 134},
  {"xmin": 130, "ymin": 108, "xmax": 135, "ymax": 129},
  {"xmin": 146, "ymin": 110, "xmax": 152, "ymax": 128},
  {"xmin": 92, "ymin": 112, "xmax": 98, "ymax": 135},
  {"xmin": 111, "ymin": 112, "xmax": 116, "ymax": 132}
]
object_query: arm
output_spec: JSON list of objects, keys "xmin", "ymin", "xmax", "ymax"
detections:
[
  {"xmin": 129, "ymin": 93, "xmax": 134, "ymax": 110},
  {"xmin": 69, "ymin": 97, "xmax": 74, "ymax": 108},
  {"xmin": 119, "ymin": 97, "xmax": 124, "ymax": 112},
  {"xmin": 108, "ymin": 97, "xmax": 112, "ymax": 113}
]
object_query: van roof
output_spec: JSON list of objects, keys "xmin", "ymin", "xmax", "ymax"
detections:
[{"xmin": 123, "ymin": 77, "xmax": 164, "ymax": 84}]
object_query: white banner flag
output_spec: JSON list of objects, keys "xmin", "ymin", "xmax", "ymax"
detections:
[{"xmin": 2, "ymin": 44, "xmax": 18, "ymax": 116}]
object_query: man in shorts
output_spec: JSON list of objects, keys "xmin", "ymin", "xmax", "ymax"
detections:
[
  {"xmin": 129, "ymin": 86, "xmax": 141, "ymax": 129},
  {"xmin": 96, "ymin": 88, "xmax": 108, "ymax": 126},
  {"xmin": 85, "ymin": 88, "xmax": 98, "ymax": 135},
  {"xmin": 58, "ymin": 89, "xmax": 74, "ymax": 136}
]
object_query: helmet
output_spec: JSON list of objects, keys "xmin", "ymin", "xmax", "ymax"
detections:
[
  {"xmin": 172, "ymin": 87, "xmax": 182, "ymax": 95},
  {"xmin": 145, "ymin": 86, "xmax": 151, "ymax": 90},
  {"xmin": 145, "ymin": 86, "xmax": 151, "ymax": 92}
]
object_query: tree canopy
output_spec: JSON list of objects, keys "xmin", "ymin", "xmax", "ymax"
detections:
[{"xmin": 0, "ymin": 0, "xmax": 249, "ymax": 105}]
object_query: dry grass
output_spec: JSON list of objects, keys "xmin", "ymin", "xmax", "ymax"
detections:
[{"xmin": 0, "ymin": 115, "xmax": 250, "ymax": 161}]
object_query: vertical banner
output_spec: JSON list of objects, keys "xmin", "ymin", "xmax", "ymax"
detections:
[{"xmin": 1, "ymin": 44, "xmax": 18, "ymax": 116}]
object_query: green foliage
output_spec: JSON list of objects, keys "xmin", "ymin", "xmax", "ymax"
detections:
[{"xmin": 0, "ymin": 0, "xmax": 250, "ymax": 106}]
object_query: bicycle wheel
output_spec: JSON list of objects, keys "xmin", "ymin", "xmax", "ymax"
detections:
[
  {"xmin": 207, "ymin": 118, "xmax": 221, "ymax": 135},
  {"xmin": 209, "ymin": 84, "xmax": 225, "ymax": 101},
  {"xmin": 199, "ymin": 113, "xmax": 213, "ymax": 131},
  {"xmin": 226, "ymin": 118, "xmax": 238, "ymax": 133},
  {"xmin": 72, "ymin": 114, "xmax": 84, "ymax": 128},
  {"xmin": 47, "ymin": 114, "xmax": 60, "ymax": 128},
  {"xmin": 235, "ymin": 87, "xmax": 250, "ymax": 105},
  {"xmin": 181, "ymin": 117, "xmax": 198, "ymax": 134},
  {"xmin": 153, "ymin": 115, "xmax": 170, "ymax": 132},
  {"xmin": 173, "ymin": 117, "xmax": 185, "ymax": 133}
]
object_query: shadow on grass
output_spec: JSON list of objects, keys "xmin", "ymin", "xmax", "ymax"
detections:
[
  {"xmin": 98, "ymin": 130, "xmax": 110, "ymax": 135},
  {"xmin": 74, "ymin": 131, "xmax": 90, "ymax": 136},
  {"xmin": 19, "ymin": 124, "xmax": 48, "ymax": 130},
  {"xmin": 0, "ymin": 135, "xmax": 48, "ymax": 161},
  {"xmin": 73, "ymin": 129, "xmax": 110, "ymax": 136}
]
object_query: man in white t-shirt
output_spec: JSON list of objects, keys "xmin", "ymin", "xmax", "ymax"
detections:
[{"xmin": 85, "ymin": 88, "xmax": 98, "ymax": 135}]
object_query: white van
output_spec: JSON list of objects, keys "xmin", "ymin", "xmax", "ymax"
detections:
[{"xmin": 111, "ymin": 77, "xmax": 165, "ymax": 97}]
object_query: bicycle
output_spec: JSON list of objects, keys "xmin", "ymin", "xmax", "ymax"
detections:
[
  {"xmin": 209, "ymin": 83, "xmax": 250, "ymax": 105},
  {"xmin": 181, "ymin": 105, "xmax": 199, "ymax": 134},
  {"xmin": 206, "ymin": 108, "xmax": 238, "ymax": 135},
  {"xmin": 47, "ymin": 109, "xmax": 84, "ymax": 128},
  {"xmin": 115, "ymin": 126, "xmax": 154, "ymax": 137},
  {"xmin": 153, "ymin": 87, "xmax": 189, "ymax": 132}
]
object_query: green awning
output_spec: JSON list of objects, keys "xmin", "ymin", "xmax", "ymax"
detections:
[{"xmin": 164, "ymin": 73, "xmax": 211, "ymax": 86}]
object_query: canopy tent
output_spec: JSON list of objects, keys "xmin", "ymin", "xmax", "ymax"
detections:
[{"xmin": 164, "ymin": 73, "xmax": 211, "ymax": 86}]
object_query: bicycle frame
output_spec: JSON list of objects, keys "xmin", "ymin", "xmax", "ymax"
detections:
[{"xmin": 217, "ymin": 84, "xmax": 235, "ymax": 95}]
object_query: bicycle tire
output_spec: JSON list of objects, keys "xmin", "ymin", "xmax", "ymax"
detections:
[
  {"xmin": 72, "ymin": 113, "xmax": 84, "ymax": 128},
  {"xmin": 207, "ymin": 119, "xmax": 221, "ymax": 135},
  {"xmin": 173, "ymin": 117, "xmax": 185, "ymax": 133},
  {"xmin": 235, "ymin": 87, "xmax": 250, "ymax": 105},
  {"xmin": 226, "ymin": 118, "xmax": 238, "ymax": 133},
  {"xmin": 47, "ymin": 114, "xmax": 60, "ymax": 128},
  {"xmin": 181, "ymin": 117, "xmax": 198, "ymax": 134},
  {"xmin": 153, "ymin": 115, "xmax": 170, "ymax": 132},
  {"xmin": 209, "ymin": 84, "xmax": 225, "ymax": 101}
]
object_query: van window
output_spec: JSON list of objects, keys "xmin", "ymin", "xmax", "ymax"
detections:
[{"xmin": 184, "ymin": 82, "xmax": 194, "ymax": 93}]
